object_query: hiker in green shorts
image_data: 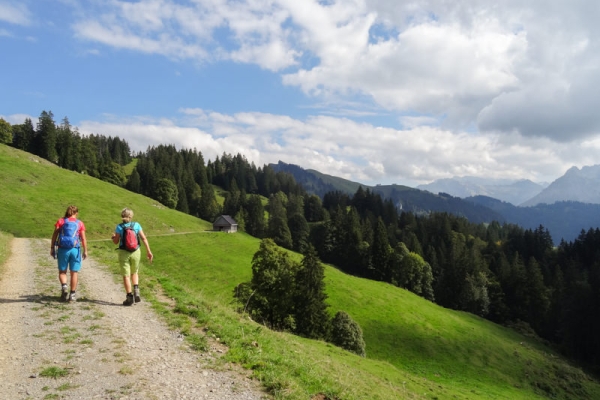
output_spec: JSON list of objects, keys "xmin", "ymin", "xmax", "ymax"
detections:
[{"xmin": 111, "ymin": 207, "xmax": 153, "ymax": 306}]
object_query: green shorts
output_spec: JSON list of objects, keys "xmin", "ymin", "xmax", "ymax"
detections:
[{"xmin": 118, "ymin": 248, "xmax": 141, "ymax": 276}]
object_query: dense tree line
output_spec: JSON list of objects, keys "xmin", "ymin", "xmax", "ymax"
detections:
[
  {"xmin": 125, "ymin": 146, "xmax": 310, "ymax": 227},
  {"xmin": 4, "ymin": 113, "xmax": 600, "ymax": 371},
  {"xmin": 5, "ymin": 111, "xmax": 131, "ymax": 184}
]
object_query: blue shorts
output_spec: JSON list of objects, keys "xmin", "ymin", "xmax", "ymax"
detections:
[{"xmin": 57, "ymin": 247, "xmax": 82, "ymax": 272}]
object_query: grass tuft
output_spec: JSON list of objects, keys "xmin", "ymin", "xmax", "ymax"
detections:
[
  {"xmin": 39, "ymin": 366, "xmax": 69, "ymax": 379},
  {"xmin": 187, "ymin": 333, "xmax": 209, "ymax": 352}
]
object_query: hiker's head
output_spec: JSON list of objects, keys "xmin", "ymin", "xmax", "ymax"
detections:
[
  {"xmin": 64, "ymin": 205, "xmax": 79, "ymax": 218},
  {"xmin": 121, "ymin": 207, "xmax": 134, "ymax": 222}
]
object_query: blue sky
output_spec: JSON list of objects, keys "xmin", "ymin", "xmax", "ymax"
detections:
[{"xmin": 2, "ymin": 0, "xmax": 600, "ymax": 187}]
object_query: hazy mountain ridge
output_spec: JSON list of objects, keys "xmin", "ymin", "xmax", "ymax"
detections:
[
  {"xmin": 419, "ymin": 165, "xmax": 600, "ymax": 208},
  {"xmin": 270, "ymin": 161, "xmax": 363, "ymax": 198},
  {"xmin": 521, "ymin": 165, "xmax": 600, "ymax": 206},
  {"xmin": 272, "ymin": 161, "xmax": 600, "ymax": 244},
  {"xmin": 417, "ymin": 176, "xmax": 547, "ymax": 205},
  {"xmin": 466, "ymin": 196, "xmax": 600, "ymax": 244},
  {"xmin": 271, "ymin": 161, "xmax": 505, "ymax": 224}
]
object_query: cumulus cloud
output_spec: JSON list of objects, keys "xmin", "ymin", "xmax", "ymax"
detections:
[
  {"xmin": 0, "ymin": 2, "xmax": 31, "ymax": 25},
  {"xmin": 68, "ymin": 0, "xmax": 600, "ymax": 142},
  {"xmin": 73, "ymin": 110, "xmax": 593, "ymax": 186},
  {"xmin": 5, "ymin": 106, "xmax": 595, "ymax": 186},
  {"xmin": 72, "ymin": 0, "xmax": 298, "ymax": 69},
  {"xmin": 9, "ymin": 1, "xmax": 600, "ymax": 187}
]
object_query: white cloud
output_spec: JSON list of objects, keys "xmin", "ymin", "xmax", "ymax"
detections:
[
  {"xmin": 0, "ymin": 2, "xmax": 31, "ymax": 25},
  {"xmin": 1, "ymin": 113, "xmax": 35, "ymax": 125},
  {"xmin": 71, "ymin": 0, "xmax": 298, "ymax": 69},
  {"xmin": 8, "ymin": 1, "xmax": 600, "ymax": 187},
  {"xmin": 74, "ymin": 110, "xmax": 592, "ymax": 186},
  {"xmin": 68, "ymin": 1, "xmax": 600, "ymax": 142},
  {"xmin": 73, "ymin": 19, "xmax": 209, "ymax": 60},
  {"xmin": 5, "ymin": 106, "xmax": 596, "ymax": 186}
]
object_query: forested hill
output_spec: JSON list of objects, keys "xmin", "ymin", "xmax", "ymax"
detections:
[
  {"xmin": 4, "ymin": 112, "xmax": 600, "ymax": 374},
  {"xmin": 271, "ymin": 161, "xmax": 600, "ymax": 243},
  {"xmin": 270, "ymin": 161, "xmax": 363, "ymax": 196},
  {"xmin": 271, "ymin": 161, "xmax": 505, "ymax": 224}
]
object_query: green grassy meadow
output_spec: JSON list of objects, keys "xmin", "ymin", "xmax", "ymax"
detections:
[{"xmin": 1, "ymin": 143, "xmax": 599, "ymax": 400}]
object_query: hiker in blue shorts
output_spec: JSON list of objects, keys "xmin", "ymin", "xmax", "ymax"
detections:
[
  {"xmin": 111, "ymin": 207, "xmax": 153, "ymax": 306},
  {"xmin": 50, "ymin": 205, "xmax": 88, "ymax": 302}
]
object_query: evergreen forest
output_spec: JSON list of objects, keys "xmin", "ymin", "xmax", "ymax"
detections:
[{"xmin": 3, "ymin": 111, "xmax": 600, "ymax": 374}]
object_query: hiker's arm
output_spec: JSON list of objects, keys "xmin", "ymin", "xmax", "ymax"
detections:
[
  {"xmin": 50, "ymin": 228, "xmax": 59, "ymax": 257},
  {"xmin": 111, "ymin": 232, "xmax": 120, "ymax": 245},
  {"xmin": 80, "ymin": 231, "xmax": 88, "ymax": 260},
  {"xmin": 139, "ymin": 230, "xmax": 153, "ymax": 262}
]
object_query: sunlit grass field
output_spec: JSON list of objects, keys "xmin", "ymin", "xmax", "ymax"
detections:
[{"xmin": 1, "ymin": 143, "xmax": 599, "ymax": 400}]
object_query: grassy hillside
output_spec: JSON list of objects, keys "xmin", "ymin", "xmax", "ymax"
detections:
[{"xmin": 1, "ymin": 144, "xmax": 599, "ymax": 399}]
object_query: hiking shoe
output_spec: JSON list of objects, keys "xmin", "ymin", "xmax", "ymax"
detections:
[
  {"xmin": 123, "ymin": 293, "xmax": 134, "ymax": 306},
  {"xmin": 69, "ymin": 292, "xmax": 77, "ymax": 302},
  {"xmin": 134, "ymin": 287, "xmax": 141, "ymax": 303},
  {"xmin": 60, "ymin": 287, "xmax": 69, "ymax": 302}
]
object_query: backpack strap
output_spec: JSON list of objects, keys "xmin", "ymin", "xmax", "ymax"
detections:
[{"xmin": 118, "ymin": 222, "xmax": 125, "ymax": 249}]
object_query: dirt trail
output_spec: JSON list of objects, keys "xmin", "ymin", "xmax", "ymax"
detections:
[{"xmin": 0, "ymin": 238, "xmax": 267, "ymax": 400}]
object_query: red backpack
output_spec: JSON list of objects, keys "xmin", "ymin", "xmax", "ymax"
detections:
[{"xmin": 119, "ymin": 222, "xmax": 140, "ymax": 252}]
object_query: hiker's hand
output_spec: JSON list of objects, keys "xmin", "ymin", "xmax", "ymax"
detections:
[
  {"xmin": 83, "ymin": 250, "xmax": 88, "ymax": 260},
  {"xmin": 147, "ymin": 252, "xmax": 153, "ymax": 263},
  {"xmin": 50, "ymin": 248, "xmax": 55, "ymax": 258}
]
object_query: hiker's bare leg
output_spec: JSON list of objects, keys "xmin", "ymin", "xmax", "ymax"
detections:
[
  {"xmin": 59, "ymin": 271, "xmax": 67, "ymax": 285},
  {"xmin": 131, "ymin": 273, "xmax": 139, "ymax": 286},
  {"xmin": 70, "ymin": 271, "xmax": 78, "ymax": 292},
  {"xmin": 123, "ymin": 275, "xmax": 132, "ymax": 293}
]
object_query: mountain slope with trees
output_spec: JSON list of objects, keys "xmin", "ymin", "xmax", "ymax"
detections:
[
  {"xmin": 2, "ymin": 142, "xmax": 600, "ymax": 399},
  {"xmin": 271, "ymin": 160, "xmax": 505, "ymax": 224},
  {"xmin": 4, "ymin": 112, "xmax": 600, "ymax": 378}
]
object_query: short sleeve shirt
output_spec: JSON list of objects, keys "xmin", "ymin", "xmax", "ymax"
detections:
[
  {"xmin": 55, "ymin": 217, "xmax": 86, "ymax": 234},
  {"xmin": 115, "ymin": 221, "xmax": 142, "ymax": 236}
]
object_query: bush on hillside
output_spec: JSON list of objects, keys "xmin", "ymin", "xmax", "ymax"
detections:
[
  {"xmin": 330, "ymin": 311, "xmax": 366, "ymax": 357},
  {"xmin": 0, "ymin": 119, "xmax": 11, "ymax": 144}
]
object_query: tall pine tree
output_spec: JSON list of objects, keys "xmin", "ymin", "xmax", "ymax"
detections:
[{"xmin": 294, "ymin": 245, "xmax": 330, "ymax": 339}]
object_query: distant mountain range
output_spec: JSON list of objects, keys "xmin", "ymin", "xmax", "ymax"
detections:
[
  {"xmin": 417, "ymin": 177, "xmax": 547, "ymax": 206},
  {"xmin": 271, "ymin": 161, "xmax": 504, "ymax": 224},
  {"xmin": 520, "ymin": 165, "xmax": 600, "ymax": 206},
  {"xmin": 271, "ymin": 161, "xmax": 600, "ymax": 244},
  {"xmin": 418, "ymin": 165, "xmax": 600, "ymax": 207},
  {"xmin": 465, "ymin": 196, "xmax": 600, "ymax": 244}
]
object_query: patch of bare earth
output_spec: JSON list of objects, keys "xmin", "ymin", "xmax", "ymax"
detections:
[{"xmin": 0, "ymin": 238, "xmax": 269, "ymax": 400}]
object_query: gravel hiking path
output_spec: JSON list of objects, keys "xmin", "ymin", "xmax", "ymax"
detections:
[{"xmin": 0, "ymin": 238, "xmax": 269, "ymax": 400}]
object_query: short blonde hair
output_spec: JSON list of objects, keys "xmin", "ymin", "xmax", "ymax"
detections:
[{"xmin": 121, "ymin": 207, "xmax": 134, "ymax": 222}]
